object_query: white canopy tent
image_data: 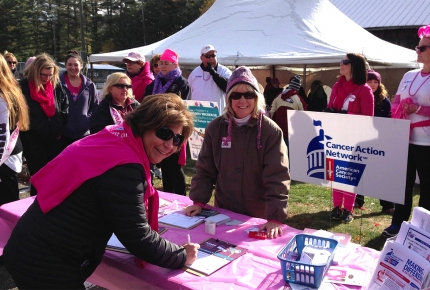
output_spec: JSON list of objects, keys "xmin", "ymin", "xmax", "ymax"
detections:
[{"xmin": 89, "ymin": 0, "xmax": 418, "ymax": 69}]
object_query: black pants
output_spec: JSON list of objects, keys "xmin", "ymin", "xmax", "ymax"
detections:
[
  {"xmin": 392, "ymin": 144, "xmax": 430, "ymax": 226},
  {"xmin": 21, "ymin": 135, "xmax": 61, "ymax": 196},
  {"xmin": 159, "ymin": 153, "xmax": 186, "ymax": 195},
  {"xmin": 0, "ymin": 163, "xmax": 19, "ymax": 206}
]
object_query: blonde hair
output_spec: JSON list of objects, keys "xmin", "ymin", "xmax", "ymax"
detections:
[
  {"xmin": 224, "ymin": 84, "xmax": 266, "ymax": 119},
  {"xmin": 0, "ymin": 54, "xmax": 29, "ymax": 130},
  {"xmin": 99, "ymin": 72, "xmax": 134, "ymax": 101},
  {"xmin": 23, "ymin": 53, "xmax": 60, "ymax": 91},
  {"xmin": 125, "ymin": 93, "xmax": 194, "ymax": 150},
  {"xmin": 3, "ymin": 51, "xmax": 17, "ymax": 62}
]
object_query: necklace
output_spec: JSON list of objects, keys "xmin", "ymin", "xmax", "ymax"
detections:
[{"xmin": 408, "ymin": 71, "xmax": 430, "ymax": 96}]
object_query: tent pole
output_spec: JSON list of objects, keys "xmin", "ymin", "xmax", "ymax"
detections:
[
  {"xmin": 302, "ymin": 64, "xmax": 307, "ymax": 90},
  {"xmin": 271, "ymin": 65, "xmax": 275, "ymax": 78}
]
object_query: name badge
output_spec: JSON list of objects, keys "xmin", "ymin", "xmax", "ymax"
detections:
[{"xmin": 221, "ymin": 137, "xmax": 231, "ymax": 148}]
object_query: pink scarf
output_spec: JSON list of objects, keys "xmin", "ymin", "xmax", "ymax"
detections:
[
  {"xmin": 29, "ymin": 81, "xmax": 56, "ymax": 118},
  {"xmin": 32, "ymin": 122, "xmax": 159, "ymax": 232},
  {"xmin": 330, "ymin": 76, "xmax": 359, "ymax": 111}
]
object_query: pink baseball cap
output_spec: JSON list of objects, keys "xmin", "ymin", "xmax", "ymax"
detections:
[
  {"xmin": 160, "ymin": 49, "xmax": 179, "ymax": 64},
  {"xmin": 122, "ymin": 52, "xmax": 145, "ymax": 63}
]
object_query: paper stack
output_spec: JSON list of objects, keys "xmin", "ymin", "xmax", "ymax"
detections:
[{"xmin": 368, "ymin": 206, "xmax": 430, "ymax": 289}]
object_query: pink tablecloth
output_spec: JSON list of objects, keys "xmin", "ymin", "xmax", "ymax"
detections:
[{"xmin": 0, "ymin": 192, "xmax": 380, "ymax": 289}]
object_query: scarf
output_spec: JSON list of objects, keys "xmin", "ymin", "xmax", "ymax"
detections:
[
  {"xmin": 330, "ymin": 76, "xmax": 359, "ymax": 111},
  {"xmin": 152, "ymin": 67, "xmax": 182, "ymax": 95},
  {"xmin": 29, "ymin": 81, "xmax": 56, "ymax": 118},
  {"xmin": 32, "ymin": 122, "xmax": 159, "ymax": 233},
  {"xmin": 126, "ymin": 64, "xmax": 154, "ymax": 102}
]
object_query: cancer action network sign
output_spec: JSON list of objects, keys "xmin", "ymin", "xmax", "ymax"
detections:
[{"xmin": 288, "ymin": 111, "xmax": 410, "ymax": 204}]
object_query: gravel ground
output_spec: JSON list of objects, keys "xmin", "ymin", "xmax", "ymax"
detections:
[{"xmin": 0, "ymin": 182, "xmax": 107, "ymax": 290}]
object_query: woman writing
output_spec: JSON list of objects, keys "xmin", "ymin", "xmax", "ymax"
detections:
[
  {"xmin": 185, "ymin": 66, "xmax": 290, "ymax": 239},
  {"xmin": 0, "ymin": 54, "xmax": 29, "ymax": 205},
  {"xmin": 383, "ymin": 25, "xmax": 430, "ymax": 237},
  {"xmin": 325, "ymin": 53, "xmax": 374, "ymax": 223},
  {"xmin": 19, "ymin": 53, "xmax": 68, "ymax": 196},
  {"xmin": 4, "ymin": 94, "xmax": 199, "ymax": 288},
  {"xmin": 89, "ymin": 72, "xmax": 139, "ymax": 134},
  {"xmin": 60, "ymin": 50, "xmax": 98, "ymax": 149},
  {"xmin": 144, "ymin": 49, "xmax": 190, "ymax": 196}
]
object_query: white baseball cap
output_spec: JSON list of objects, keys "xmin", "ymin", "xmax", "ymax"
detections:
[
  {"xmin": 201, "ymin": 44, "xmax": 216, "ymax": 55},
  {"xmin": 122, "ymin": 52, "xmax": 145, "ymax": 63}
]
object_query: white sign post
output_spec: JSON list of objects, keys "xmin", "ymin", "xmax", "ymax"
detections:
[{"xmin": 288, "ymin": 111, "xmax": 410, "ymax": 204}]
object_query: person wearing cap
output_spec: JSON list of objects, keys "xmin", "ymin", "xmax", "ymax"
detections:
[
  {"xmin": 365, "ymin": 69, "xmax": 395, "ymax": 215},
  {"xmin": 122, "ymin": 51, "xmax": 154, "ymax": 103},
  {"xmin": 144, "ymin": 49, "xmax": 190, "ymax": 196},
  {"xmin": 188, "ymin": 44, "xmax": 232, "ymax": 114},
  {"xmin": 325, "ymin": 53, "xmax": 374, "ymax": 224},
  {"xmin": 270, "ymin": 75, "xmax": 306, "ymax": 147},
  {"xmin": 184, "ymin": 66, "xmax": 290, "ymax": 239}
]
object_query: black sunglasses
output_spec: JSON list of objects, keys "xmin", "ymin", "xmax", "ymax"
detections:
[
  {"xmin": 230, "ymin": 92, "xmax": 256, "ymax": 100},
  {"xmin": 416, "ymin": 45, "xmax": 430, "ymax": 52},
  {"xmin": 7, "ymin": 61, "xmax": 17, "ymax": 65},
  {"xmin": 155, "ymin": 127, "xmax": 184, "ymax": 146},
  {"xmin": 112, "ymin": 83, "xmax": 132, "ymax": 89},
  {"xmin": 340, "ymin": 59, "xmax": 350, "ymax": 65},
  {"xmin": 153, "ymin": 63, "xmax": 159, "ymax": 68},
  {"xmin": 204, "ymin": 54, "xmax": 216, "ymax": 59}
]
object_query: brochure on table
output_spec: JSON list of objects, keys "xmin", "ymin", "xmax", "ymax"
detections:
[
  {"xmin": 158, "ymin": 211, "xmax": 205, "ymax": 230},
  {"xmin": 185, "ymin": 238, "xmax": 247, "ymax": 276}
]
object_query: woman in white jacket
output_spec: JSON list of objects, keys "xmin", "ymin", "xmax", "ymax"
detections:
[{"xmin": 0, "ymin": 54, "xmax": 29, "ymax": 205}]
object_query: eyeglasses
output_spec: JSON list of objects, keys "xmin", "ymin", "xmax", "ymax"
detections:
[
  {"xmin": 230, "ymin": 92, "xmax": 256, "ymax": 100},
  {"xmin": 153, "ymin": 63, "xmax": 160, "ymax": 68},
  {"xmin": 203, "ymin": 54, "xmax": 216, "ymax": 59},
  {"xmin": 340, "ymin": 59, "xmax": 350, "ymax": 65},
  {"xmin": 7, "ymin": 61, "xmax": 17, "ymax": 65},
  {"xmin": 155, "ymin": 127, "xmax": 184, "ymax": 146},
  {"xmin": 40, "ymin": 73, "xmax": 53, "ymax": 78},
  {"xmin": 415, "ymin": 45, "xmax": 430, "ymax": 52},
  {"xmin": 159, "ymin": 61, "xmax": 174, "ymax": 66},
  {"xmin": 112, "ymin": 83, "xmax": 132, "ymax": 89}
]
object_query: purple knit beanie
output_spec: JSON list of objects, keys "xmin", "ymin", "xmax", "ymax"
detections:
[
  {"xmin": 367, "ymin": 70, "xmax": 381, "ymax": 83},
  {"xmin": 226, "ymin": 66, "xmax": 259, "ymax": 94}
]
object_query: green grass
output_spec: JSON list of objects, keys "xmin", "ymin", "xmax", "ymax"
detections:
[{"xmin": 154, "ymin": 156, "xmax": 419, "ymax": 252}]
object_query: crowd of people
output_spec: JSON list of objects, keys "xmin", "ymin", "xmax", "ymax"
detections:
[{"xmin": 1, "ymin": 24, "xmax": 430, "ymax": 287}]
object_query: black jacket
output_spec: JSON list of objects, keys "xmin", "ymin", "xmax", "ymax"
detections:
[
  {"xmin": 89, "ymin": 95, "xmax": 140, "ymax": 134},
  {"xmin": 144, "ymin": 76, "xmax": 190, "ymax": 100},
  {"xmin": 4, "ymin": 164, "xmax": 187, "ymax": 289},
  {"xmin": 60, "ymin": 72, "xmax": 98, "ymax": 139},
  {"xmin": 19, "ymin": 78, "xmax": 69, "ymax": 139}
]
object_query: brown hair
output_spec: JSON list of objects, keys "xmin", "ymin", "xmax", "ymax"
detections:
[
  {"xmin": 149, "ymin": 54, "xmax": 161, "ymax": 74},
  {"xmin": 125, "ymin": 93, "xmax": 194, "ymax": 150},
  {"xmin": 3, "ymin": 51, "xmax": 17, "ymax": 62},
  {"xmin": 65, "ymin": 50, "xmax": 83, "ymax": 66},
  {"xmin": 0, "ymin": 54, "xmax": 29, "ymax": 130}
]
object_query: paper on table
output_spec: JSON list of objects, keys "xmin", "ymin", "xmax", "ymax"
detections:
[
  {"xmin": 323, "ymin": 266, "xmax": 366, "ymax": 286},
  {"xmin": 159, "ymin": 211, "xmax": 205, "ymax": 229}
]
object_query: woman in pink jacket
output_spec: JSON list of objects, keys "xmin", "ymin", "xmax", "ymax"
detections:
[{"xmin": 325, "ymin": 52, "xmax": 374, "ymax": 223}]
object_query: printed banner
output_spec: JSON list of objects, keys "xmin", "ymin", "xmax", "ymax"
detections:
[
  {"xmin": 184, "ymin": 100, "xmax": 219, "ymax": 160},
  {"xmin": 288, "ymin": 111, "xmax": 410, "ymax": 204}
]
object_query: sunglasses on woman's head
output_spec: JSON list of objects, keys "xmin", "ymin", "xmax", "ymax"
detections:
[
  {"xmin": 155, "ymin": 127, "xmax": 184, "ymax": 146},
  {"xmin": 415, "ymin": 45, "xmax": 430, "ymax": 52},
  {"xmin": 230, "ymin": 92, "xmax": 256, "ymax": 100},
  {"xmin": 112, "ymin": 83, "xmax": 132, "ymax": 89},
  {"xmin": 340, "ymin": 59, "xmax": 350, "ymax": 65}
]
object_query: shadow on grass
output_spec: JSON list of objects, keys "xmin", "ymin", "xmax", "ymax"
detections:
[{"xmin": 363, "ymin": 235, "xmax": 388, "ymax": 250}]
